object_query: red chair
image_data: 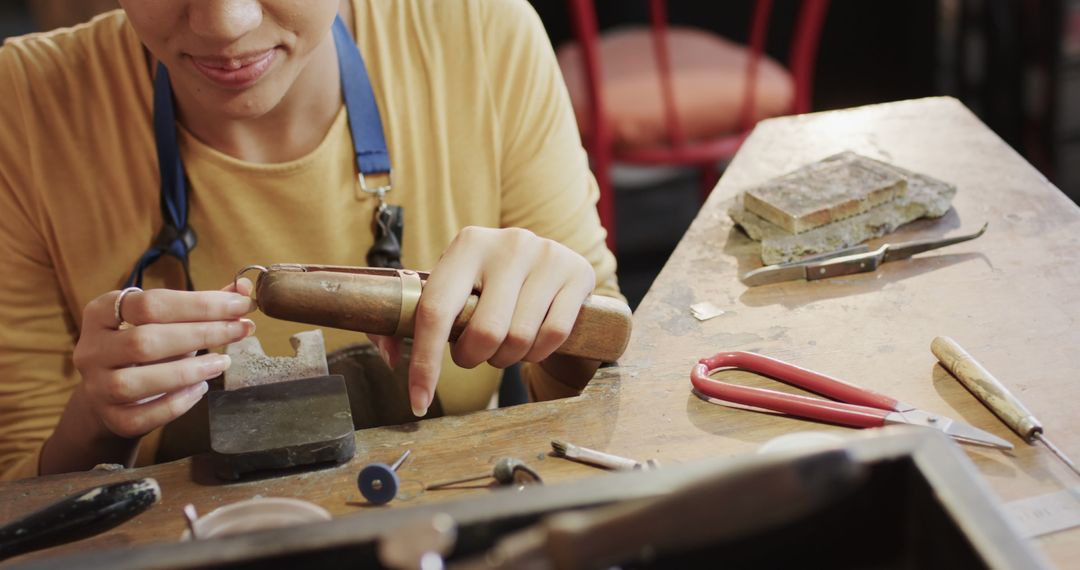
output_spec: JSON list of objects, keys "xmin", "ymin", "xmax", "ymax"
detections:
[{"xmin": 558, "ymin": 0, "xmax": 830, "ymax": 250}]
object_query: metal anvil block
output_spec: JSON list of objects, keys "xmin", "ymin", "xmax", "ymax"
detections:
[{"xmin": 210, "ymin": 330, "xmax": 354, "ymax": 480}]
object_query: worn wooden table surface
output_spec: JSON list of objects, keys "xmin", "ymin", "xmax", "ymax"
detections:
[{"xmin": 2, "ymin": 97, "xmax": 1077, "ymax": 567}]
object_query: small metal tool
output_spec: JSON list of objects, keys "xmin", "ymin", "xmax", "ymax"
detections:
[
  {"xmin": 933, "ymin": 337, "xmax": 1080, "ymax": 477},
  {"xmin": 358, "ymin": 450, "xmax": 412, "ymax": 505},
  {"xmin": 425, "ymin": 458, "xmax": 542, "ymax": 491},
  {"xmin": 550, "ymin": 440, "xmax": 655, "ymax": 471},
  {"xmin": 742, "ymin": 223, "xmax": 988, "ymax": 286},
  {"xmin": 182, "ymin": 504, "xmax": 200, "ymax": 540}
]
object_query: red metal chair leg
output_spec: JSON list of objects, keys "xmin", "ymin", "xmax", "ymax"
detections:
[{"xmin": 593, "ymin": 150, "xmax": 617, "ymax": 253}]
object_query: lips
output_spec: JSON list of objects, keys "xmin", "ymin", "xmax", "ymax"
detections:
[{"xmin": 189, "ymin": 49, "xmax": 277, "ymax": 89}]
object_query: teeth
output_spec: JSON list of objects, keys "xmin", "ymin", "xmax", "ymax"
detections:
[{"xmin": 226, "ymin": 60, "xmax": 242, "ymax": 70}]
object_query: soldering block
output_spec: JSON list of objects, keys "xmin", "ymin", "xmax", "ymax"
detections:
[
  {"xmin": 208, "ymin": 375, "xmax": 355, "ymax": 480},
  {"xmin": 730, "ymin": 154, "xmax": 957, "ymax": 264},
  {"xmin": 742, "ymin": 152, "xmax": 907, "ymax": 234}
]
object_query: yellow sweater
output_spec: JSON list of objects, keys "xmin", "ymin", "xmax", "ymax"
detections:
[{"xmin": 0, "ymin": 0, "xmax": 618, "ymax": 481}]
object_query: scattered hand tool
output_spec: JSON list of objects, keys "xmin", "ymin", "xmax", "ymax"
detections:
[
  {"xmin": 932, "ymin": 337, "xmax": 1080, "ymax": 477},
  {"xmin": 741, "ymin": 223, "xmax": 988, "ymax": 286},
  {"xmin": 690, "ymin": 351, "xmax": 1013, "ymax": 449},
  {"xmin": 452, "ymin": 448, "xmax": 863, "ymax": 570},
  {"xmin": 425, "ymin": 458, "xmax": 542, "ymax": 491},
  {"xmin": 0, "ymin": 478, "xmax": 160, "ymax": 561},
  {"xmin": 182, "ymin": 504, "xmax": 201, "ymax": 540},
  {"xmin": 550, "ymin": 440, "xmax": 656, "ymax": 471},
  {"xmin": 358, "ymin": 450, "xmax": 412, "ymax": 505},
  {"xmin": 236, "ymin": 264, "xmax": 633, "ymax": 363},
  {"xmin": 209, "ymin": 329, "xmax": 355, "ymax": 480}
]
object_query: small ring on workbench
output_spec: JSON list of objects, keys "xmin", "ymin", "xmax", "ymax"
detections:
[
  {"xmin": 394, "ymin": 270, "xmax": 423, "ymax": 338},
  {"xmin": 114, "ymin": 286, "xmax": 141, "ymax": 330}
]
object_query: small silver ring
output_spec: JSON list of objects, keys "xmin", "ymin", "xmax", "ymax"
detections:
[
  {"xmin": 114, "ymin": 287, "xmax": 142, "ymax": 330},
  {"xmin": 234, "ymin": 265, "xmax": 268, "ymax": 294}
]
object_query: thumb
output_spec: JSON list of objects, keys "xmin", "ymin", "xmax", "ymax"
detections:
[{"xmin": 221, "ymin": 277, "xmax": 254, "ymax": 297}]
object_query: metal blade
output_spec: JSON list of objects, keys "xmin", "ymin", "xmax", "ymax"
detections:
[
  {"xmin": 890, "ymin": 409, "xmax": 1013, "ymax": 450},
  {"xmin": 741, "ymin": 264, "xmax": 807, "ymax": 287},
  {"xmin": 741, "ymin": 245, "xmax": 871, "ymax": 287},
  {"xmin": 941, "ymin": 420, "xmax": 1014, "ymax": 450}
]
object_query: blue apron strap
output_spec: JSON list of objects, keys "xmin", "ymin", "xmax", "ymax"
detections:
[
  {"xmin": 125, "ymin": 63, "xmax": 197, "ymax": 290},
  {"xmin": 332, "ymin": 15, "xmax": 391, "ymax": 177},
  {"xmin": 129, "ymin": 15, "xmax": 390, "ymax": 290}
]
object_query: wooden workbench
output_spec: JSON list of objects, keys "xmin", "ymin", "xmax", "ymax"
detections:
[{"xmin": 2, "ymin": 97, "xmax": 1077, "ymax": 567}]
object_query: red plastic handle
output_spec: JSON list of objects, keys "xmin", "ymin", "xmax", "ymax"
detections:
[
  {"xmin": 696, "ymin": 352, "xmax": 900, "ymax": 411},
  {"xmin": 691, "ymin": 364, "xmax": 889, "ymax": 429}
]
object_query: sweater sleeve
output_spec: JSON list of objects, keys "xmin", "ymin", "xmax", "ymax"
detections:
[
  {"xmin": 0, "ymin": 42, "xmax": 82, "ymax": 481},
  {"xmin": 479, "ymin": 0, "xmax": 624, "ymax": 400}
]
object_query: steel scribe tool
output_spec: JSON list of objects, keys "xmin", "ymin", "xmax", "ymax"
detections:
[{"xmin": 932, "ymin": 337, "xmax": 1079, "ymax": 477}]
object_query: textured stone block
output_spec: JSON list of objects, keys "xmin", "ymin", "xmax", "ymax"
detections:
[
  {"xmin": 730, "ymin": 153, "xmax": 957, "ymax": 264},
  {"xmin": 742, "ymin": 152, "xmax": 907, "ymax": 234}
]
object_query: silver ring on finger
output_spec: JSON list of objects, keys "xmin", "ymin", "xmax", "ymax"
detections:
[{"xmin": 114, "ymin": 286, "xmax": 142, "ymax": 330}]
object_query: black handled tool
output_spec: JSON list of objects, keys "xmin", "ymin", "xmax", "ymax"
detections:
[{"xmin": 0, "ymin": 478, "xmax": 161, "ymax": 560}]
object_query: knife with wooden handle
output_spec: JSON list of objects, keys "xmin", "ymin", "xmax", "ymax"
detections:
[{"xmin": 245, "ymin": 264, "xmax": 633, "ymax": 363}]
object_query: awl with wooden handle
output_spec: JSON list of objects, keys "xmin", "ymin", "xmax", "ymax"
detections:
[
  {"xmin": 240, "ymin": 264, "xmax": 633, "ymax": 363},
  {"xmin": 931, "ymin": 336, "xmax": 1079, "ymax": 477}
]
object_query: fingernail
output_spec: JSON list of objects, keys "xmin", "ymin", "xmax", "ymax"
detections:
[
  {"xmin": 229, "ymin": 296, "xmax": 256, "ymax": 314},
  {"xmin": 201, "ymin": 354, "xmax": 231, "ymax": 378},
  {"xmin": 410, "ymin": 385, "xmax": 429, "ymax": 417},
  {"xmin": 184, "ymin": 381, "xmax": 209, "ymax": 400},
  {"xmin": 231, "ymin": 318, "xmax": 256, "ymax": 337}
]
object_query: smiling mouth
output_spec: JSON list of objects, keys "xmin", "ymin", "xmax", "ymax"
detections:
[{"xmin": 189, "ymin": 49, "xmax": 277, "ymax": 89}]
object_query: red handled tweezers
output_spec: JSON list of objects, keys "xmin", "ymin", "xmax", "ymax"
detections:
[{"xmin": 691, "ymin": 351, "xmax": 1012, "ymax": 449}]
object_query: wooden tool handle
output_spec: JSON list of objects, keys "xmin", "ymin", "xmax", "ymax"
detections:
[
  {"xmin": 931, "ymin": 336, "xmax": 1041, "ymax": 441},
  {"xmin": 255, "ymin": 269, "xmax": 633, "ymax": 363}
]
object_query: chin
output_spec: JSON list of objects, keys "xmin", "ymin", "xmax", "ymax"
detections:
[
  {"xmin": 174, "ymin": 53, "xmax": 293, "ymax": 122},
  {"xmin": 213, "ymin": 89, "xmax": 288, "ymax": 121}
]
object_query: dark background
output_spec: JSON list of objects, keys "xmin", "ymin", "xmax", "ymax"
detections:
[{"xmin": 526, "ymin": 0, "xmax": 1077, "ymax": 306}]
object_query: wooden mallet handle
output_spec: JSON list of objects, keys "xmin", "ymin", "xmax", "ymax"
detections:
[{"xmin": 255, "ymin": 268, "xmax": 633, "ymax": 363}]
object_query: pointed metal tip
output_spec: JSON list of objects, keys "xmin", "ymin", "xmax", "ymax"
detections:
[{"xmin": 945, "ymin": 420, "xmax": 1014, "ymax": 450}]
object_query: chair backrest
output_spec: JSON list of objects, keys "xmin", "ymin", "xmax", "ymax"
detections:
[{"xmin": 566, "ymin": 0, "xmax": 830, "ymax": 151}]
